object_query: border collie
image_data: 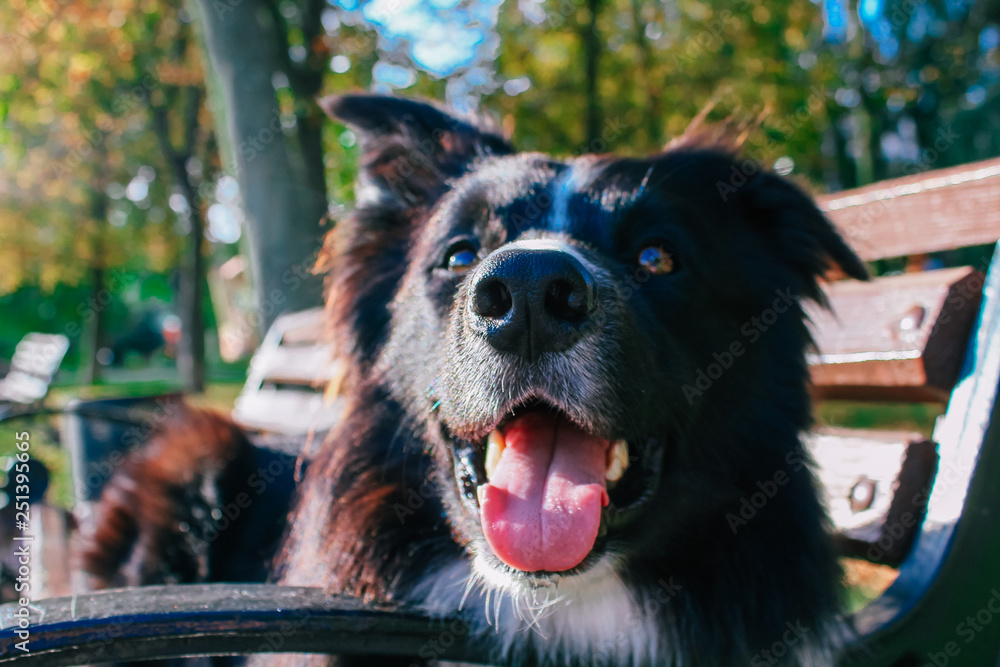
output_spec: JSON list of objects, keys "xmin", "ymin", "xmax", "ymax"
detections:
[{"xmin": 83, "ymin": 94, "xmax": 867, "ymax": 667}]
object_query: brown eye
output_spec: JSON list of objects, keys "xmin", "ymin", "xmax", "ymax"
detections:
[
  {"xmin": 637, "ymin": 243, "xmax": 676, "ymax": 275},
  {"xmin": 446, "ymin": 245, "xmax": 478, "ymax": 273}
]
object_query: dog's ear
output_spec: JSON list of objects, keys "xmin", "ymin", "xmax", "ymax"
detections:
[
  {"xmin": 319, "ymin": 94, "xmax": 513, "ymax": 208},
  {"xmin": 740, "ymin": 169, "xmax": 869, "ymax": 302}
]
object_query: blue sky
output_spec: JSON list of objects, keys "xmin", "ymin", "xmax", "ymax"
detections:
[{"xmin": 342, "ymin": 0, "xmax": 500, "ymax": 77}]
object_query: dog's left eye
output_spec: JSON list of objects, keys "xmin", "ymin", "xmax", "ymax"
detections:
[
  {"xmin": 445, "ymin": 243, "xmax": 478, "ymax": 273},
  {"xmin": 637, "ymin": 243, "xmax": 677, "ymax": 275}
]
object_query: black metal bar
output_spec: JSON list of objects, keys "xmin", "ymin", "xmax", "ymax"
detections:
[
  {"xmin": 0, "ymin": 404, "xmax": 175, "ymax": 427},
  {"xmin": 0, "ymin": 584, "xmax": 482, "ymax": 666}
]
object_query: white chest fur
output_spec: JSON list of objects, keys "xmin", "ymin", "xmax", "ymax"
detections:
[{"xmin": 415, "ymin": 549, "xmax": 670, "ymax": 667}]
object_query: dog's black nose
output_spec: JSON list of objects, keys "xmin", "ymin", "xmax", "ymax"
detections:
[{"xmin": 469, "ymin": 242, "xmax": 596, "ymax": 361}]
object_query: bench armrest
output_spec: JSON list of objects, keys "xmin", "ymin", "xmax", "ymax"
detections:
[{"xmin": 0, "ymin": 584, "xmax": 477, "ymax": 666}]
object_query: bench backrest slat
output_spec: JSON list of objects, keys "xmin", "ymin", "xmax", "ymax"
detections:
[
  {"xmin": 232, "ymin": 307, "xmax": 342, "ymax": 434},
  {"xmin": 0, "ymin": 333, "xmax": 69, "ymax": 404},
  {"xmin": 808, "ymin": 266, "xmax": 984, "ymax": 402},
  {"xmin": 820, "ymin": 157, "xmax": 1000, "ymax": 261}
]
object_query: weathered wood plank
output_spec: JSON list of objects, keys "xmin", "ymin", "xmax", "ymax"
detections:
[
  {"xmin": 233, "ymin": 387, "xmax": 343, "ymax": 434},
  {"xmin": 248, "ymin": 343, "xmax": 337, "ymax": 386},
  {"xmin": 8, "ymin": 335, "xmax": 69, "ymax": 377},
  {"xmin": 808, "ymin": 267, "xmax": 984, "ymax": 402},
  {"xmin": 0, "ymin": 334, "xmax": 69, "ymax": 404},
  {"xmin": 232, "ymin": 307, "xmax": 342, "ymax": 434},
  {"xmin": 819, "ymin": 157, "xmax": 1000, "ymax": 261},
  {"xmin": 807, "ymin": 428, "xmax": 937, "ymax": 566}
]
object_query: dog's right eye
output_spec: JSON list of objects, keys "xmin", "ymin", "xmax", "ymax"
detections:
[
  {"xmin": 445, "ymin": 243, "xmax": 478, "ymax": 273},
  {"xmin": 637, "ymin": 242, "xmax": 677, "ymax": 275}
]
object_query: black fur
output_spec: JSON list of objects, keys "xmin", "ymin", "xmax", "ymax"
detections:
[
  {"xmin": 278, "ymin": 95, "xmax": 867, "ymax": 666},
  {"xmin": 85, "ymin": 94, "xmax": 867, "ymax": 667}
]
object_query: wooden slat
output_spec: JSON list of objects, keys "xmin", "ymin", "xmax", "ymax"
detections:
[
  {"xmin": 9, "ymin": 334, "xmax": 69, "ymax": 378},
  {"xmin": 249, "ymin": 343, "xmax": 337, "ymax": 386},
  {"xmin": 279, "ymin": 311, "xmax": 327, "ymax": 345},
  {"xmin": 807, "ymin": 267, "xmax": 984, "ymax": 402},
  {"xmin": 807, "ymin": 427, "xmax": 938, "ymax": 566},
  {"xmin": 233, "ymin": 387, "xmax": 343, "ymax": 434},
  {"xmin": 0, "ymin": 372, "xmax": 50, "ymax": 404},
  {"xmin": 0, "ymin": 334, "xmax": 69, "ymax": 404},
  {"xmin": 819, "ymin": 157, "xmax": 1000, "ymax": 261},
  {"xmin": 233, "ymin": 307, "xmax": 343, "ymax": 434}
]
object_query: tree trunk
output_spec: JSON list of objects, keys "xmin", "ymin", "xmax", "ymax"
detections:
[
  {"xmin": 176, "ymin": 165, "xmax": 206, "ymax": 393},
  {"xmin": 81, "ymin": 193, "xmax": 107, "ymax": 385},
  {"xmin": 583, "ymin": 0, "xmax": 602, "ymax": 146},
  {"xmin": 193, "ymin": 0, "xmax": 326, "ymax": 334},
  {"xmin": 150, "ymin": 86, "xmax": 208, "ymax": 394},
  {"xmin": 630, "ymin": 0, "xmax": 662, "ymax": 149},
  {"xmin": 80, "ymin": 266, "xmax": 104, "ymax": 385}
]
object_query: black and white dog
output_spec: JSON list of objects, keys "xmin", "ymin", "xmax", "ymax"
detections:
[{"xmin": 84, "ymin": 94, "xmax": 867, "ymax": 667}]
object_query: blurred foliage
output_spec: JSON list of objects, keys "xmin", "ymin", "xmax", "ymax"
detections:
[
  {"xmin": 0, "ymin": 0, "xmax": 220, "ymax": 296},
  {"xmin": 488, "ymin": 0, "xmax": 843, "ymax": 178},
  {"xmin": 318, "ymin": 0, "xmax": 999, "ymax": 196},
  {"xmin": 2, "ymin": 0, "xmax": 999, "ymax": 351}
]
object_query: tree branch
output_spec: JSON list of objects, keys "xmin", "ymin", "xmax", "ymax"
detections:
[{"xmin": 182, "ymin": 85, "xmax": 203, "ymax": 158}]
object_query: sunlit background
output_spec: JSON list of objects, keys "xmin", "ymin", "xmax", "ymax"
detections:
[{"xmin": 0, "ymin": 0, "xmax": 997, "ymax": 543}]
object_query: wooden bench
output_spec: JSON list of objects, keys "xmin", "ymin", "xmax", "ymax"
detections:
[
  {"xmin": 1, "ymin": 158, "xmax": 999, "ymax": 665},
  {"xmin": 0, "ymin": 333, "xmax": 69, "ymax": 421},
  {"xmin": 231, "ymin": 307, "xmax": 343, "ymax": 436},
  {"xmin": 816, "ymin": 157, "xmax": 1000, "ymax": 665}
]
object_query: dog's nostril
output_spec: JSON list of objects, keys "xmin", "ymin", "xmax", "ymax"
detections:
[
  {"xmin": 545, "ymin": 279, "xmax": 592, "ymax": 323},
  {"xmin": 473, "ymin": 279, "xmax": 513, "ymax": 319}
]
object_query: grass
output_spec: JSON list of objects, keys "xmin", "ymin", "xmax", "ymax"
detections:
[
  {"xmin": 816, "ymin": 400, "xmax": 943, "ymax": 437},
  {"xmin": 842, "ymin": 559, "xmax": 900, "ymax": 612}
]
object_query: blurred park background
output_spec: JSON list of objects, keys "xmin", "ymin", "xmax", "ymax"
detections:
[{"xmin": 0, "ymin": 0, "xmax": 998, "ymax": 511}]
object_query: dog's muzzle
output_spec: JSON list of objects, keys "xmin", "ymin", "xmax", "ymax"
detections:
[{"xmin": 467, "ymin": 240, "xmax": 597, "ymax": 363}]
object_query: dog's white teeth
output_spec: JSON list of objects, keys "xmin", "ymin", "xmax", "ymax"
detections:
[
  {"xmin": 477, "ymin": 484, "xmax": 487, "ymax": 506},
  {"xmin": 605, "ymin": 439, "xmax": 629, "ymax": 483},
  {"xmin": 485, "ymin": 429, "xmax": 506, "ymax": 481}
]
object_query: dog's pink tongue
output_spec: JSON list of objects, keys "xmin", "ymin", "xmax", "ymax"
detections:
[{"xmin": 480, "ymin": 412, "xmax": 609, "ymax": 572}]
